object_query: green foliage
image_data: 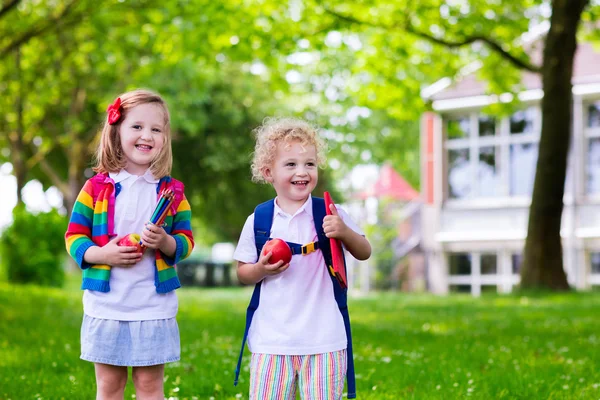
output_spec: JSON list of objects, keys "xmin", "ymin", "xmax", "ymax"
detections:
[
  {"xmin": 2, "ymin": 280, "xmax": 600, "ymax": 398},
  {"xmin": 363, "ymin": 198, "xmax": 404, "ymax": 289},
  {"xmin": 0, "ymin": 205, "xmax": 67, "ymax": 287}
]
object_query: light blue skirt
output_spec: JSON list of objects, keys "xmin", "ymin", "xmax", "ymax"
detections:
[{"xmin": 80, "ymin": 314, "xmax": 180, "ymax": 367}]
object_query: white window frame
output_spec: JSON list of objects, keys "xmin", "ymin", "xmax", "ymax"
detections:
[
  {"xmin": 443, "ymin": 105, "xmax": 541, "ymax": 208},
  {"xmin": 583, "ymin": 99, "xmax": 600, "ymax": 203},
  {"xmin": 446, "ymin": 251, "xmax": 518, "ymax": 296}
]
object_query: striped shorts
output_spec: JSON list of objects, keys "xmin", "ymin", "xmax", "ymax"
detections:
[{"xmin": 249, "ymin": 349, "xmax": 347, "ymax": 400}]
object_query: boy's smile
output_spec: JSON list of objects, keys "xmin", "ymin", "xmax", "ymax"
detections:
[{"xmin": 264, "ymin": 140, "xmax": 318, "ymax": 213}]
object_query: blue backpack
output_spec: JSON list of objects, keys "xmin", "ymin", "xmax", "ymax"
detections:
[{"xmin": 233, "ymin": 197, "xmax": 356, "ymax": 398}]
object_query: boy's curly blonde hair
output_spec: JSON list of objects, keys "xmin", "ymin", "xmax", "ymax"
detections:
[{"xmin": 251, "ymin": 117, "xmax": 327, "ymax": 183}]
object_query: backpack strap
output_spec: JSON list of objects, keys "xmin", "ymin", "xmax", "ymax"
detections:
[
  {"xmin": 312, "ymin": 197, "xmax": 356, "ymax": 398},
  {"xmin": 234, "ymin": 199, "xmax": 273, "ymax": 386}
]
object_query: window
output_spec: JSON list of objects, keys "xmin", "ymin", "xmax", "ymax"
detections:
[
  {"xmin": 447, "ymin": 116, "xmax": 470, "ymax": 139},
  {"xmin": 444, "ymin": 107, "xmax": 539, "ymax": 201},
  {"xmin": 510, "ymin": 107, "xmax": 536, "ymax": 135},
  {"xmin": 448, "ymin": 148, "xmax": 472, "ymax": 199},
  {"xmin": 585, "ymin": 102, "xmax": 600, "ymax": 195},
  {"xmin": 449, "ymin": 253, "xmax": 471, "ymax": 275},
  {"xmin": 481, "ymin": 254, "xmax": 497, "ymax": 275},
  {"xmin": 510, "ymin": 142, "xmax": 538, "ymax": 196},
  {"xmin": 478, "ymin": 146, "xmax": 500, "ymax": 197},
  {"xmin": 479, "ymin": 115, "xmax": 496, "ymax": 137},
  {"xmin": 512, "ymin": 254, "xmax": 523, "ymax": 274},
  {"xmin": 591, "ymin": 253, "xmax": 600, "ymax": 274},
  {"xmin": 588, "ymin": 102, "xmax": 600, "ymax": 128}
]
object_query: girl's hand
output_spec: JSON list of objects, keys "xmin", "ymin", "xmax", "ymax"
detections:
[
  {"xmin": 102, "ymin": 235, "xmax": 143, "ymax": 267},
  {"xmin": 323, "ymin": 203, "xmax": 350, "ymax": 240},
  {"xmin": 255, "ymin": 251, "xmax": 290, "ymax": 278},
  {"xmin": 141, "ymin": 223, "xmax": 168, "ymax": 250}
]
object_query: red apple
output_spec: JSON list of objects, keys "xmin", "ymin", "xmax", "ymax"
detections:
[
  {"xmin": 262, "ymin": 238, "xmax": 292, "ymax": 265},
  {"xmin": 118, "ymin": 233, "xmax": 142, "ymax": 253}
]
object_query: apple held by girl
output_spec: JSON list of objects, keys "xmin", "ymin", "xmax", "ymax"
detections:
[{"xmin": 118, "ymin": 233, "xmax": 143, "ymax": 253}]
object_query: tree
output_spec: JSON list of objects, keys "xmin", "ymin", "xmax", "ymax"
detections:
[{"xmin": 260, "ymin": 0, "xmax": 598, "ymax": 290}]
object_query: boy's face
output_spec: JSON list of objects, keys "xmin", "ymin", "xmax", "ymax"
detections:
[{"xmin": 264, "ymin": 139, "xmax": 318, "ymax": 205}]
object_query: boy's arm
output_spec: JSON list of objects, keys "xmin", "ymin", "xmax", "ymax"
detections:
[
  {"xmin": 339, "ymin": 229, "xmax": 371, "ymax": 261},
  {"xmin": 65, "ymin": 180, "xmax": 98, "ymax": 269},
  {"xmin": 323, "ymin": 204, "xmax": 372, "ymax": 261},
  {"xmin": 237, "ymin": 253, "xmax": 288, "ymax": 285}
]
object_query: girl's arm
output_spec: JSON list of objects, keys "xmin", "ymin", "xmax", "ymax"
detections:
[
  {"xmin": 155, "ymin": 193, "xmax": 194, "ymax": 264},
  {"xmin": 65, "ymin": 180, "xmax": 99, "ymax": 269},
  {"xmin": 65, "ymin": 180, "xmax": 141, "ymax": 268}
]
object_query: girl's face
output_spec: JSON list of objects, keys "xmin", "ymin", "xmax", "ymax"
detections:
[
  {"xmin": 263, "ymin": 139, "xmax": 318, "ymax": 208},
  {"xmin": 119, "ymin": 103, "xmax": 166, "ymax": 176}
]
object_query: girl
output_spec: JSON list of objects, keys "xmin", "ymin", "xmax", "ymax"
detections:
[
  {"xmin": 65, "ymin": 89, "xmax": 194, "ymax": 399},
  {"xmin": 233, "ymin": 117, "xmax": 371, "ymax": 400}
]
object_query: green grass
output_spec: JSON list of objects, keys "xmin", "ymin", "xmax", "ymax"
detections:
[{"xmin": 2, "ymin": 275, "xmax": 600, "ymax": 399}]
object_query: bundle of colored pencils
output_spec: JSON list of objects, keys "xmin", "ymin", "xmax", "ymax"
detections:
[{"xmin": 140, "ymin": 189, "xmax": 175, "ymax": 250}]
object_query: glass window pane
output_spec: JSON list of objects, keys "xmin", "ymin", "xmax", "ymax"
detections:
[
  {"xmin": 510, "ymin": 142, "xmax": 538, "ymax": 196},
  {"xmin": 448, "ymin": 148, "xmax": 472, "ymax": 199},
  {"xmin": 450, "ymin": 285, "xmax": 471, "ymax": 293},
  {"xmin": 510, "ymin": 107, "xmax": 536, "ymax": 135},
  {"xmin": 587, "ymin": 138, "xmax": 600, "ymax": 194},
  {"xmin": 512, "ymin": 254, "xmax": 522, "ymax": 274},
  {"xmin": 478, "ymin": 146, "xmax": 499, "ymax": 197},
  {"xmin": 479, "ymin": 115, "xmax": 496, "ymax": 137},
  {"xmin": 588, "ymin": 102, "xmax": 600, "ymax": 128},
  {"xmin": 449, "ymin": 253, "xmax": 471, "ymax": 275},
  {"xmin": 591, "ymin": 253, "xmax": 600, "ymax": 274},
  {"xmin": 481, "ymin": 254, "xmax": 497, "ymax": 275},
  {"xmin": 481, "ymin": 285, "xmax": 498, "ymax": 293},
  {"xmin": 447, "ymin": 116, "xmax": 470, "ymax": 139}
]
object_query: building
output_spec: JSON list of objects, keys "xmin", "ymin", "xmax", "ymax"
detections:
[{"xmin": 420, "ymin": 41, "xmax": 600, "ymax": 295}]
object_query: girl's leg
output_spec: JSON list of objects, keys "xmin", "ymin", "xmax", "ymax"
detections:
[
  {"xmin": 131, "ymin": 364, "xmax": 164, "ymax": 400},
  {"xmin": 249, "ymin": 353, "xmax": 297, "ymax": 400},
  {"xmin": 94, "ymin": 363, "xmax": 128, "ymax": 400},
  {"xmin": 297, "ymin": 350, "xmax": 347, "ymax": 400}
]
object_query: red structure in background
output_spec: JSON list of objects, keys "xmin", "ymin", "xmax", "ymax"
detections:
[
  {"xmin": 356, "ymin": 163, "xmax": 426, "ymax": 292},
  {"xmin": 357, "ymin": 163, "xmax": 419, "ymax": 201}
]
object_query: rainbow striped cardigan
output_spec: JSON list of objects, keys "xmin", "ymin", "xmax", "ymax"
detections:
[{"xmin": 65, "ymin": 172, "xmax": 194, "ymax": 293}]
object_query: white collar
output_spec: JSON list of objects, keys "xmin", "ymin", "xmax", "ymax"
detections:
[
  {"xmin": 273, "ymin": 195, "xmax": 313, "ymax": 218},
  {"xmin": 109, "ymin": 169, "xmax": 159, "ymax": 184}
]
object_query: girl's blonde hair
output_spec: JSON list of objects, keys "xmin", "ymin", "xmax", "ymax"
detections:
[
  {"xmin": 93, "ymin": 89, "xmax": 173, "ymax": 178},
  {"xmin": 251, "ymin": 117, "xmax": 327, "ymax": 183}
]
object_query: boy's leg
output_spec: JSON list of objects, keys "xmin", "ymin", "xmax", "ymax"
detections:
[
  {"xmin": 249, "ymin": 353, "xmax": 298, "ymax": 400},
  {"xmin": 297, "ymin": 350, "xmax": 347, "ymax": 400},
  {"xmin": 94, "ymin": 363, "xmax": 128, "ymax": 400},
  {"xmin": 132, "ymin": 364, "xmax": 164, "ymax": 400}
]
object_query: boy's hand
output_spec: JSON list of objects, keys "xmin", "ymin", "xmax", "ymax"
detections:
[
  {"xmin": 255, "ymin": 251, "xmax": 290, "ymax": 278},
  {"xmin": 323, "ymin": 203, "xmax": 350, "ymax": 240},
  {"xmin": 101, "ymin": 235, "xmax": 142, "ymax": 267},
  {"xmin": 141, "ymin": 223, "xmax": 169, "ymax": 250}
]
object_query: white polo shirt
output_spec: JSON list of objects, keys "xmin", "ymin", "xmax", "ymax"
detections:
[
  {"xmin": 233, "ymin": 195, "xmax": 363, "ymax": 355},
  {"xmin": 83, "ymin": 169, "xmax": 178, "ymax": 321}
]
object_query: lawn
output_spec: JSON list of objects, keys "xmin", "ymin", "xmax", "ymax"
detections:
[{"xmin": 1, "ymin": 275, "xmax": 600, "ymax": 399}]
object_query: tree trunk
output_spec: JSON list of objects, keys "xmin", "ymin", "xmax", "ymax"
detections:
[
  {"xmin": 520, "ymin": 0, "xmax": 589, "ymax": 290},
  {"xmin": 10, "ymin": 48, "xmax": 26, "ymax": 205}
]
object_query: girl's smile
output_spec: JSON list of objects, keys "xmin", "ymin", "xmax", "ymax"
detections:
[{"xmin": 119, "ymin": 103, "xmax": 166, "ymax": 175}]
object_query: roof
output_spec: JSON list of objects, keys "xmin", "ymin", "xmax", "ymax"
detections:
[
  {"xmin": 357, "ymin": 164, "xmax": 419, "ymax": 201},
  {"xmin": 424, "ymin": 40, "xmax": 600, "ymax": 101}
]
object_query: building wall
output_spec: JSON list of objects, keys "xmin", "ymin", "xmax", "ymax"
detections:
[{"xmin": 421, "ymin": 89, "xmax": 600, "ymax": 295}]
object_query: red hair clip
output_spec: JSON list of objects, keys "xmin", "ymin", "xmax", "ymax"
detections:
[{"xmin": 107, "ymin": 97, "xmax": 122, "ymax": 125}]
